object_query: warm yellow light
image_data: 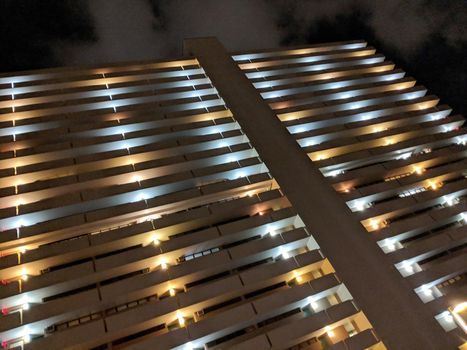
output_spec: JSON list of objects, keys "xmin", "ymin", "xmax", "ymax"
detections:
[
  {"xmin": 131, "ymin": 175, "xmax": 142, "ymax": 182},
  {"xmin": 19, "ymin": 247, "xmax": 26, "ymax": 254},
  {"xmin": 284, "ymin": 115, "xmax": 298, "ymax": 122},
  {"xmin": 451, "ymin": 302, "xmax": 467, "ymax": 333},
  {"xmin": 160, "ymin": 260, "xmax": 168, "ymax": 270},
  {"xmin": 453, "ymin": 302, "xmax": 467, "ymax": 314},
  {"xmin": 385, "ymin": 138, "xmax": 394, "ymax": 146},
  {"xmin": 414, "ymin": 166, "xmax": 424, "ymax": 175},
  {"xmin": 325, "ymin": 326, "xmax": 335, "ymax": 337},
  {"xmin": 177, "ymin": 311, "xmax": 185, "ymax": 327},
  {"xmin": 316, "ymin": 154, "xmax": 325, "ymax": 161},
  {"xmin": 370, "ymin": 220, "xmax": 379, "ymax": 230},
  {"xmin": 21, "ymin": 274, "xmax": 28, "ymax": 281},
  {"xmin": 294, "ymin": 271, "xmax": 303, "ymax": 283},
  {"xmin": 428, "ymin": 181, "xmax": 442, "ymax": 190},
  {"xmin": 169, "ymin": 288, "xmax": 176, "ymax": 297}
]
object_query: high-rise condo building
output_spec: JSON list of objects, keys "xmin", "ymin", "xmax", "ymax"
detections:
[{"xmin": 0, "ymin": 38, "xmax": 465, "ymax": 350}]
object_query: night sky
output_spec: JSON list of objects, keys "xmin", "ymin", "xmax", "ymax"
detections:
[{"xmin": 1, "ymin": 0, "xmax": 466, "ymax": 116}]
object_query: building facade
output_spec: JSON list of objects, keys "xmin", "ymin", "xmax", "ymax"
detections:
[{"xmin": 0, "ymin": 38, "xmax": 465, "ymax": 349}]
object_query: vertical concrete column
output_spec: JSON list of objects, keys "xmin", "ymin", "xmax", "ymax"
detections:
[{"xmin": 183, "ymin": 37, "xmax": 457, "ymax": 349}]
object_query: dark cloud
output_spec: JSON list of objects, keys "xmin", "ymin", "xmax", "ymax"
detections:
[
  {"xmin": 62, "ymin": 0, "xmax": 281, "ymax": 65},
  {"xmin": 274, "ymin": 0, "xmax": 467, "ymax": 56},
  {"xmin": 273, "ymin": 0, "xmax": 467, "ymax": 115},
  {"xmin": 59, "ymin": 0, "xmax": 164, "ymax": 64},
  {"xmin": 0, "ymin": 0, "xmax": 96, "ymax": 71},
  {"xmin": 0, "ymin": 0, "xmax": 465, "ymax": 114}
]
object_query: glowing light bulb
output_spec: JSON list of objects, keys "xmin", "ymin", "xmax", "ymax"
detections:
[
  {"xmin": 308, "ymin": 296, "xmax": 318, "ymax": 310},
  {"xmin": 451, "ymin": 304, "xmax": 467, "ymax": 332},
  {"xmin": 160, "ymin": 260, "xmax": 168, "ymax": 270},
  {"xmin": 370, "ymin": 220, "xmax": 379, "ymax": 230},
  {"xmin": 280, "ymin": 248, "xmax": 290, "ymax": 259},
  {"xmin": 325, "ymin": 326, "xmax": 335, "ymax": 337},
  {"xmin": 397, "ymin": 152, "xmax": 411, "ymax": 160},
  {"xmin": 22, "ymin": 303, "xmax": 30, "ymax": 311},
  {"xmin": 136, "ymin": 192, "xmax": 148, "ymax": 201},
  {"xmin": 422, "ymin": 285, "xmax": 433, "ymax": 296},
  {"xmin": 21, "ymin": 274, "xmax": 28, "ymax": 281},
  {"xmin": 15, "ymin": 219, "xmax": 27, "ymax": 228},
  {"xmin": 169, "ymin": 288, "xmax": 176, "ymax": 297},
  {"xmin": 414, "ymin": 166, "xmax": 424, "ymax": 175},
  {"xmin": 270, "ymin": 230, "xmax": 277, "ymax": 237},
  {"xmin": 355, "ymin": 201, "xmax": 365, "ymax": 211},
  {"xmin": 329, "ymin": 170, "xmax": 342, "ymax": 177},
  {"xmin": 153, "ymin": 238, "xmax": 160, "ymax": 246},
  {"xmin": 131, "ymin": 175, "xmax": 142, "ymax": 183},
  {"xmin": 403, "ymin": 261, "xmax": 414, "ymax": 274},
  {"xmin": 316, "ymin": 154, "xmax": 325, "ymax": 161},
  {"xmin": 177, "ymin": 312, "xmax": 185, "ymax": 327},
  {"xmin": 444, "ymin": 196, "xmax": 456, "ymax": 206},
  {"xmin": 453, "ymin": 302, "xmax": 467, "ymax": 314}
]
